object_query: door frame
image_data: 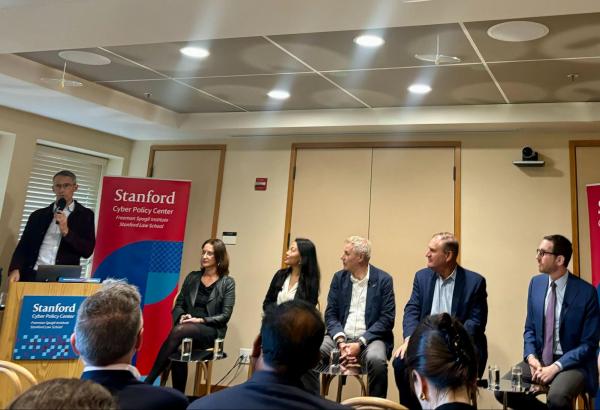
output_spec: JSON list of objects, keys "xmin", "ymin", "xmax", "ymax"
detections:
[
  {"xmin": 282, "ymin": 141, "xmax": 462, "ymax": 261},
  {"xmin": 569, "ymin": 139, "xmax": 600, "ymax": 277},
  {"xmin": 147, "ymin": 144, "xmax": 227, "ymax": 238}
]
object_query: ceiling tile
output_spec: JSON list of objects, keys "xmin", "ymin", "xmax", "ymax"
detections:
[
  {"xmin": 17, "ymin": 48, "xmax": 162, "ymax": 81},
  {"xmin": 180, "ymin": 73, "xmax": 366, "ymax": 111},
  {"xmin": 325, "ymin": 64, "xmax": 504, "ymax": 107},
  {"xmin": 105, "ymin": 37, "xmax": 309, "ymax": 78},
  {"xmin": 489, "ymin": 58, "xmax": 600, "ymax": 103},
  {"xmin": 464, "ymin": 13, "xmax": 600, "ymax": 62},
  {"xmin": 269, "ymin": 24, "xmax": 479, "ymax": 71},
  {"xmin": 102, "ymin": 79, "xmax": 242, "ymax": 113}
]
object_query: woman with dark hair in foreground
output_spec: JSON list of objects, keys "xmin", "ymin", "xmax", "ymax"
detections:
[{"xmin": 405, "ymin": 313, "xmax": 478, "ymax": 410}]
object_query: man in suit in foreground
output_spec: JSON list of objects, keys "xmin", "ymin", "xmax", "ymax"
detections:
[
  {"xmin": 72, "ymin": 279, "xmax": 188, "ymax": 410},
  {"xmin": 496, "ymin": 234, "xmax": 600, "ymax": 409},
  {"xmin": 321, "ymin": 235, "xmax": 396, "ymax": 398},
  {"xmin": 188, "ymin": 300, "xmax": 348, "ymax": 410},
  {"xmin": 9, "ymin": 170, "xmax": 95, "ymax": 282},
  {"xmin": 393, "ymin": 232, "xmax": 488, "ymax": 409}
]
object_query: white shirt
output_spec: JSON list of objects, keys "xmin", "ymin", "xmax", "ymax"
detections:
[
  {"xmin": 342, "ymin": 266, "xmax": 370, "ymax": 340},
  {"xmin": 430, "ymin": 267, "xmax": 457, "ymax": 315},
  {"xmin": 35, "ymin": 201, "xmax": 74, "ymax": 269},
  {"xmin": 83, "ymin": 363, "xmax": 141, "ymax": 379},
  {"xmin": 545, "ymin": 273, "xmax": 568, "ymax": 357},
  {"xmin": 276, "ymin": 274, "xmax": 298, "ymax": 305}
]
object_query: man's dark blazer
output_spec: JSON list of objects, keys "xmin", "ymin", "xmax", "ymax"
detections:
[
  {"xmin": 81, "ymin": 370, "xmax": 188, "ymax": 410},
  {"xmin": 524, "ymin": 273, "xmax": 600, "ymax": 392},
  {"xmin": 188, "ymin": 370, "xmax": 349, "ymax": 410},
  {"xmin": 9, "ymin": 200, "xmax": 95, "ymax": 280},
  {"xmin": 324, "ymin": 265, "xmax": 396, "ymax": 358},
  {"xmin": 402, "ymin": 265, "xmax": 488, "ymax": 374},
  {"xmin": 171, "ymin": 271, "xmax": 235, "ymax": 339}
]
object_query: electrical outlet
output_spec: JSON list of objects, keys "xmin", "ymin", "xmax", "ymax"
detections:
[{"xmin": 239, "ymin": 347, "xmax": 252, "ymax": 364}]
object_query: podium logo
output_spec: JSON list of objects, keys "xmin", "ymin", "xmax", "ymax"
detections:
[{"xmin": 32, "ymin": 303, "xmax": 77, "ymax": 313}]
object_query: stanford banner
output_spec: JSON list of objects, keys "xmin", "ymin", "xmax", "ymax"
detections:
[
  {"xmin": 92, "ymin": 176, "xmax": 191, "ymax": 374},
  {"xmin": 588, "ymin": 184, "xmax": 600, "ymax": 287}
]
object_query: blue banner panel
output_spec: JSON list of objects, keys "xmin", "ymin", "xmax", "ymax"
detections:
[{"xmin": 13, "ymin": 296, "xmax": 85, "ymax": 360}]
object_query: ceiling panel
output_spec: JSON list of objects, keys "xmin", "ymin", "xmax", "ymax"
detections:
[
  {"xmin": 269, "ymin": 24, "xmax": 480, "ymax": 71},
  {"xmin": 325, "ymin": 64, "xmax": 504, "ymax": 107},
  {"xmin": 490, "ymin": 58, "xmax": 600, "ymax": 103},
  {"xmin": 17, "ymin": 48, "xmax": 163, "ymax": 81},
  {"xmin": 105, "ymin": 37, "xmax": 310, "ymax": 78},
  {"xmin": 465, "ymin": 13, "xmax": 600, "ymax": 62},
  {"xmin": 102, "ymin": 79, "xmax": 242, "ymax": 113},
  {"xmin": 180, "ymin": 73, "xmax": 366, "ymax": 111}
]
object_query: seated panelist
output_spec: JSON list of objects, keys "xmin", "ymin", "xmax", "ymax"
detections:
[
  {"xmin": 145, "ymin": 239, "xmax": 235, "ymax": 393},
  {"xmin": 262, "ymin": 237, "xmax": 321, "ymax": 393},
  {"xmin": 262, "ymin": 237, "xmax": 320, "ymax": 311}
]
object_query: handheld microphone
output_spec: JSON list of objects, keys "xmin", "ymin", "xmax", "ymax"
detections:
[{"xmin": 55, "ymin": 198, "xmax": 67, "ymax": 224}]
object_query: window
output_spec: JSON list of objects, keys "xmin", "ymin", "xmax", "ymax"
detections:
[{"xmin": 19, "ymin": 144, "xmax": 107, "ymax": 272}]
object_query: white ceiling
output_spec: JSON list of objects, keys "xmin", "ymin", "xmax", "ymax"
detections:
[{"xmin": 1, "ymin": 0, "xmax": 600, "ymax": 140}]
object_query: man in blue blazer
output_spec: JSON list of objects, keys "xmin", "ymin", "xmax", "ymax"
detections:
[
  {"xmin": 497, "ymin": 235, "xmax": 600, "ymax": 409},
  {"xmin": 393, "ymin": 232, "xmax": 488, "ymax": 409},
  {"xmin": 322, "ymin": 236, "xmax": 396, "ymax": 398},
  {"xmin": 72, "ymin": 280, "xmax": 188, "ymax": 410}
]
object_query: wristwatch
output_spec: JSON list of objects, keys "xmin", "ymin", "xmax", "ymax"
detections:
[{"xmin": 358, "ymin": 338, "xmax": 367, "ymax": 351}]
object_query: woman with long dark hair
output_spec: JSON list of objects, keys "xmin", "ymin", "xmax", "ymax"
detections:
[
  {"xmin": 405, "ymin": 313, "xmax": 478, "ymax": 410},
  {"xmin": 263, "ymin": 238, "xmax": 320, "ymax": 311},
  {"xmin": 146, "ymin": 239, "xmax": 235, "ymax": 393}
]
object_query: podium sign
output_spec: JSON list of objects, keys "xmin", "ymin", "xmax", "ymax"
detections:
[{"xmin": 12, "ymin": 295, "xmax": 84, "ymax": 360}]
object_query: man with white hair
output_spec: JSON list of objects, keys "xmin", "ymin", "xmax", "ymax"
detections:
[
  {"xmin": 322, "ymin": 236, "xmax": 396, "ymax": 398},
  {"xmin": 71, "ymin": 279, "xmax": 188, "ymax": 410}
]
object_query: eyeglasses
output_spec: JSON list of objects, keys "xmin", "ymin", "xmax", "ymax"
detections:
[
  {"xmin": 53, "ymin": 183, "xmax": 74, "ymax": 189},
  {"xmin": 536, "ymin": 249, "xmax": 557, "ymax": 257}
]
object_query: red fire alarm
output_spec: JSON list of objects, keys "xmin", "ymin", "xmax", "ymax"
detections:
[{"xmin": 255, "ymin": 177, "xmax": 268, "ymax": 191}]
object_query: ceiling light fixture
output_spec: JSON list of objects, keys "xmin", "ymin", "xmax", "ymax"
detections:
[
  {"xmin": 487, "ymin": 21, "xmax": 550, "ymax": 42},
  {"xmin": 267, "ymin": 90, "xmax": 290, "ymax": 100},
  {"xmin": 180, "ymin": 46, "xmax": 210, "ymax": 58},
  {"xmin": 408, "ymin": 84, "xmax": 432, "ymax": 94},
  {"xmin": 353, "ymin": 34, "xmax": 385, "ymax": 48},
  {"xmin": 58, "ymin": 50, "xmax": 111, "ymax": 65}
]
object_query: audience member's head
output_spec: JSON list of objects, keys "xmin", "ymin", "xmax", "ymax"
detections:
[
  {"xmin": 72, "ymin": 279, "xmax": 142, "ymax": 366},
  {"xmin": 260, "ymin": 300, "xmax": 325, "ymax": 377},
  {"xmin": 406, "ymin": 313, "xmax": 478, "ymax": 409},
  {"xmin": 8, "ymin": 378, "xmax": 117, "ymax": 410}
]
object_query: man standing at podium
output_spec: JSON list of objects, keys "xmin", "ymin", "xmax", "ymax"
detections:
[{"xmin": 8, "ymin": 170, "xmax": 95, "ymax": 282}]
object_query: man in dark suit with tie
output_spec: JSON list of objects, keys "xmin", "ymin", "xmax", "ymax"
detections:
[
  {"xmin": 497, "ymin": 234, "xmax": 600, "ymax": 409},
  {"xmin": 393, "ymin": 232, "xmax": 488, "ymax": 409},
  {"xmin": 71, "ymin": 279, "xmax": 188, "ymax": 410},
  {"xmin": 322, "ymin": 235, "xmax": 396, "ymax": 398}
]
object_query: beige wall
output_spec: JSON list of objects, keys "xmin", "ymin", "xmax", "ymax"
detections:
[
  {"xmin": 0, "ymin": 105, "xmax": 133, "ymax": 284},
  {"xmin": 129, "ymin": 130, "xmax": 599, "ymax": 406}
]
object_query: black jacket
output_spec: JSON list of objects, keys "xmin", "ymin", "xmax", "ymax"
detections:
[
  {"xmin": 262, "ymin": 268, "xmax": 319, "ymax": 312},
  {"xmin": 172, "ymin": 271, "xmax": 236, "ymax": 339},
  {"xmin": 9, "ymin": 200, "xmax": 95, "ymax": 279}
]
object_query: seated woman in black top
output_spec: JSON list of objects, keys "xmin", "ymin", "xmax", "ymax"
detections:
[
  {"xmin": 405, "ymin": 313, "xmax": 478, "ymax": 410},
  {"xmin": 263, "ymin": 238, "xmax": 320, "ymax": 312},
  {"xmin": 146, "ymin": 239, "xmax": 235, "ymax": 393},
  {"xmin": 262, "ymin": 238, "xmax": 321, "ymax": 393}
]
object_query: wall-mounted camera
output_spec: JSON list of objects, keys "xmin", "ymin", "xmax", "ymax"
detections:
[{"xmin": 513, "ymin": 146, "xmax": 545, "ymax": 167}]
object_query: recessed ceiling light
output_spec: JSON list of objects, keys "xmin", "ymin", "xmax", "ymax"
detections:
[
  {"xmin": 180, "ymin": 46, "xmax": 210, "ymax": 58},
  {"xmin": 58, "ymin": 51, "xmax": 111, "ymax": 65},
  {"xmin": 267, "ymin": 90, "xmax": 290, "ymax": 100},
  {"xmin": 487, "ymin": 21, "xmax": 549, "ymax": 42},
  {"xmin": 353, "ymin": 34, "xmax": 385, "ymax": 48},
  {"xmin": 408, "ymin": 84, "xmax": 432, "ymax": 94}
]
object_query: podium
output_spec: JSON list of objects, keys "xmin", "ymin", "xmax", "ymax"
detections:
[{"xmin": 0, "ymin": 282, "xmax": 100, "ymax": 406}]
